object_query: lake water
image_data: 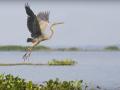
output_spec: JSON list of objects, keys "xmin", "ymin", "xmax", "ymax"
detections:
[{"xmin": 0, "ymin": 51, "xmax": 120, "ymax": 89}]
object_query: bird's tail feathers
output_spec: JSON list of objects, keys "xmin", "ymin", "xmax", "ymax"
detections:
[{"xmin": 27, "ymin": 38, "xmax": 33, "ymax": 42}]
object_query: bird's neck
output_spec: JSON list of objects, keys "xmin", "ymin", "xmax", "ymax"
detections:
[{"xmin": 42, "ymin": 28, "xmax": 54, "ymax": 41}]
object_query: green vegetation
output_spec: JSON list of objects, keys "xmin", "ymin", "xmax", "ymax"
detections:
[
  {"xmin": 0, "ymin": 45, "xmax": 50, "ymax": 51},
  {"xmin": 0, "ymin": 59, "xmax": 76, "ymax": 66},
  {"xmin": 0, "ymin": 45, "xmax": 80, "ymax": 51},
  {"xmin": 0, "ymin": 74, "xmax": 40, "ymax": 90},
  {"xmin": 39, "ymin": 79, "xmax": 83, "ymax": 90},
  {"xmin": 48, "ymin": 59, "xmax": 76, "ymax": 65},
  {"xmin": 0, "ymin": 45, "xmax": 120, "ymax": 51},
  {"xmin": 56, "ymin": 47, "xmax": 80, "ymax": 51},
  {"xmin": 0, "ymin": 74, "xmax": 83, "ymax": 90},
  {"xmin": 104, "ymin": 46, "xmax": 120, "ymax": 51}
]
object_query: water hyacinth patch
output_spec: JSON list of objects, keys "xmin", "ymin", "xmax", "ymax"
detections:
[{"xmin": 0, "ymin": 74, "xmax": 83, "ymax": 90}]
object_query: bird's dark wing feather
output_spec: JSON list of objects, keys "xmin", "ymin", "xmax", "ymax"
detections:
[
  {"xmin": 25, "ymin": 3, "xmax": 42, "ymax": 38},
  {"xmin": 37, "ymin": 11, "xmax": 50, "ymax": 22}
]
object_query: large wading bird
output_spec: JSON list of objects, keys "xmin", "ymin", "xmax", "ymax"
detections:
[{"xmin": 23, "ymin": 3, "xmax": 63, "ymax": 61}]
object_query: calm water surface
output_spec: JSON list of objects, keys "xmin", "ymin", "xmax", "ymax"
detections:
[{"xmin": 0, "ymin": 51, "xmax": 120, "ymax": 89}]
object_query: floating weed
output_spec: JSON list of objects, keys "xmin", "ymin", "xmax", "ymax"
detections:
[{"xmin": 48, "ymin": 58, "xmax": 76, "ymax": 65}]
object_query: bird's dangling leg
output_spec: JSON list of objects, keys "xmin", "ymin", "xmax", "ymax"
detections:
[
  {"xmin": 23, "ymin": 47, "xmax": 32, "ymax": 61},
  {"xmin": 22, "ymin": 41, "xmax": 39, "ymax": 61},
  {"xmin": 27, "ymin": 49, "xmax": 32, "ymax": 60},
  {"xmin": 22, "ymin": 48, "xmax": 30, "ymax": 61}
]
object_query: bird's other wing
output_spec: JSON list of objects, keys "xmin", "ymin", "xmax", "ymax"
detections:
[
  {"xmin": 25, "ymin": 3, "xmax": 42, "ymax": 38},
  {"xmin": 37, "ymin": 11, "xmax": 50, "ymax": 22},
  {"xmin": 37, "ymin": 11, "xmax": 50, "ymax": 33}
]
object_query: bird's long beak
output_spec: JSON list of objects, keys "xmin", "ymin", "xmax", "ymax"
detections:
[
  {"xmin": 50, "ymin": 22, "xmax": 64, "ymax": 31},
  {"xmin": 56, "ymin": 22, "xmax": 64, "ymax": 24},
  {"xmin": 51, "ymin": 22, "xmax": 64, "ymax": 26}
]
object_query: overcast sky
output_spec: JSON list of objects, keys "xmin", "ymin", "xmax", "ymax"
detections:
[{"xmin": 0, "ymin": 1, "xmax": 120, "ymax": 47}]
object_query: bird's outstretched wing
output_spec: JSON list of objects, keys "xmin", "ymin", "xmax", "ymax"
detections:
[
  {"xmin": 25, "ymin": 3, "xmax": 42, "ymax": 38},
  {"xmin": 37, "ymin": 11, "xmax": 50, "ymax": 22},
  {"xmin": 37, "ymin": 12, "xmax": 50, "ymax": 33}
]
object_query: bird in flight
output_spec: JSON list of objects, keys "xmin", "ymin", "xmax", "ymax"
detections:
[{"xmin": 23, "ymin": 3, "xmax": 63, "ymax": 61}]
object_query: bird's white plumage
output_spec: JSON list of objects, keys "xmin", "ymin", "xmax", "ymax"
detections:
[{"xmin": 39, "ymin": 20, "xmax": 49, "ymax": 33}]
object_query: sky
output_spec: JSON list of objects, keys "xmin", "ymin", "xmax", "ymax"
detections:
[{"xmin": 0, "ymin": 0, "xmax": 120, "ymax": 47}]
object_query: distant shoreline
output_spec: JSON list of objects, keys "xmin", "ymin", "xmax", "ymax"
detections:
[{"xmin": 0, "ymin": 45, "xmax": 119, "ymax": 51}]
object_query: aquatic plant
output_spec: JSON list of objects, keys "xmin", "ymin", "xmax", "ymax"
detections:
[
  {"xmin": 48, "ymin": 58, "xmax": 76, "ymax": 65},
  {"xmin": 0, "ymin": 74, "xmax": 83, "ymax": 90},
  {"xmin": 40, "ymin": 78, "xmax": 83, "ymax": 90},
  {"xmin": 0, "ymin": 74, "xmax": 40, "ymax": 90}
]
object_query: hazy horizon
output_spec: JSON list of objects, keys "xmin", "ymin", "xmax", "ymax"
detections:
[{"xmin": 0, "ymin": 1, "xmax": 120, "ymax": 47}]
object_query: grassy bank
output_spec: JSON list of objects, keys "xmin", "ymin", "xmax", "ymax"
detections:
[
  {"xmin": 0, "ymin": 74, "xmax": 83, "ymax": 90},
  {"xmin": 0, "ymin": 45, "xmax": 80, "ymax": 51},
  {"xmin": 0, "ymin": 45, "xmax": 51, "ymax": 51},
  {"xmin": 0, "ymin": 45, "xmax": 120, "ymax": 51},
  {"xmin": 0, "ymin": 59, "xmax": 76, "ymax": 66}
]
